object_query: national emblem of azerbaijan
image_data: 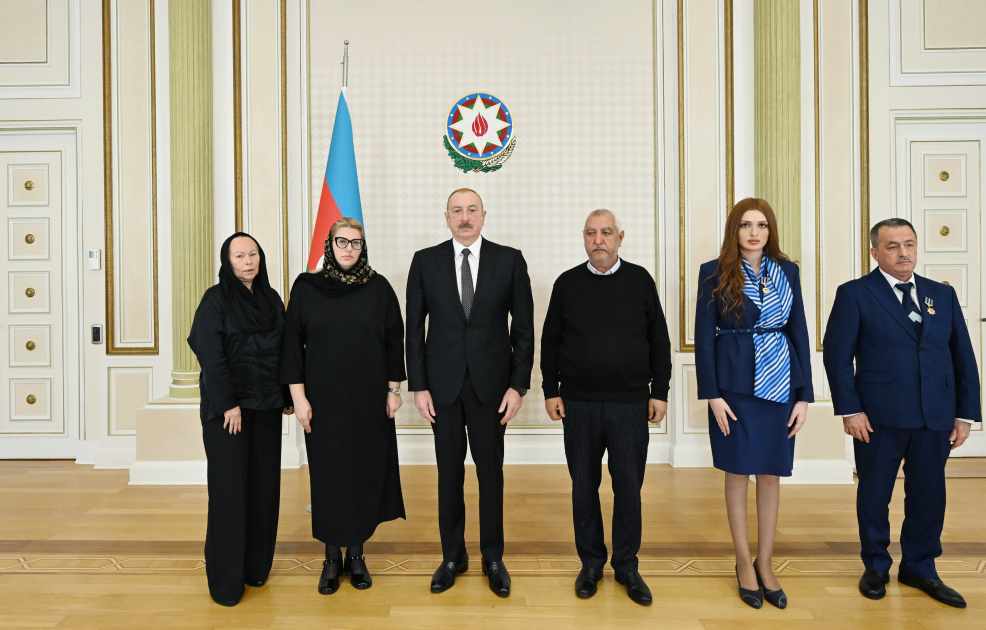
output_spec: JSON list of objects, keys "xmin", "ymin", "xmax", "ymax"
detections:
[{"xmin": 444, "ymin": 93, "xmax": 516, "ymax": 173}]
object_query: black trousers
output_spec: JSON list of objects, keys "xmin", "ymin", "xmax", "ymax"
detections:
[
  {"xmin": 432, "ymin": 371, "xmax": 507, "ymax": 562},
  {"xmin": 562, "ymin": 398, "xmax": 649, "ymax": 574},
  {"xmin": 202, "ymin": 407, "xmax": 282, "ymax": 604}
]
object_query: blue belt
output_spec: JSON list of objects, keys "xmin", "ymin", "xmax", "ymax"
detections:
[{"xmin": 715, "ymin": 327, "xmax": 784, "ymax": 335}]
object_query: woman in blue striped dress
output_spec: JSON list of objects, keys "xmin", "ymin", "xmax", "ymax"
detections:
[{"xmin": 694, "ymin": 198, "xmax": 813, "ymax": 610}]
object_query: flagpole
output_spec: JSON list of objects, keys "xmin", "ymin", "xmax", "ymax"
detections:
[{"xmin": 341, "ymin": 40, "xmax": 349, "ymax": 89}]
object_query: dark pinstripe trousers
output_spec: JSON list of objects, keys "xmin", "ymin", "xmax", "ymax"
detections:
[{"xmin": 562, "ymin": 398, "xmax": 649, "ymax": 574}]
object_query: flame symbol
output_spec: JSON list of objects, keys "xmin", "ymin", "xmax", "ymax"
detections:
[{"xmin": 472, "ymin": 112, "xmax": 489, "ymax": 137}]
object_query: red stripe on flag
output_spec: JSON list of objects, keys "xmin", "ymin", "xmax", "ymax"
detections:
[{"xmin": 308, "ymin": 179, "xmax": 343, "ymax": 272}]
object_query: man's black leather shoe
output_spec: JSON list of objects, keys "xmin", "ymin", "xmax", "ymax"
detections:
[
  {"xmin": 431, "ymin": 553, "xmax": 468, "ymax": 593},
  {"xmin": 858, "ymin": 569, "xmax": 889, "ymax": 600},
  {"xmin": 575, "ymin": 566, "xmax": 602, "ymax": 599},
  {"xmin": 318, "ymin": 558, "xmax": 342, "ymax": 595},
  {"xmin": 897, "ymin": 571, "xmax": 966, "ymax": 608},
  {"xmin": 614, "ymin": 570, "xmax": 652, "ymax": 606},
  {"xmin": 345, "ymin": 555, "xmax": 372, "ymax": 590},
  {"xmin": 244, "ymin": 579, "xmax": 265, "ymax": 588},
  {"xmin": 482, "ymin": 557, "xmax": 511, "ymax": 597}
]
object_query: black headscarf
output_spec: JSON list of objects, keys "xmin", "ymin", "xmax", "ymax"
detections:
[
  {"xmin": 218, "ymin": 232, "xmax": 283, "ymax": 333},
  {"xmin": 294, "ymin": 229, "xmax": 376, "ymax": 298}
]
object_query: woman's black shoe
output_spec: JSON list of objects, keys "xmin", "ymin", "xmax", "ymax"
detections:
[
  {"xmin": 735, "ymin": 564, "xmax": 763, "ymax": 609},
  {"xmin": 318, "ymin": 559, "xmax": 342, "ymax": 594},
  {"xmin": 345, "ymin": 555, "xmax": 372, "ymax": 590},
  {"xmin": 753, "ymin": 558, "xmax": 787, "ymax": 609}
]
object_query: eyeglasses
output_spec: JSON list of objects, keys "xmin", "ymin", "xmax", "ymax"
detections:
[{"xmin": 333, "ymin": 237, "xmax": 365, "ymax": 250}]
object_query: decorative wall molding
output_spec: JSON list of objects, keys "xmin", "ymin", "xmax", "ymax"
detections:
[
  {"xmin": 890, "ymin": 0, "xmax": 986, "ymax": 86},
  {"xmin": 102, "ymin": 0, "xmax": 159, "ymax": 355},
  {"xmin": 0, "ymin": 0, "xmax": 81, "ymax": 99},
  {"xmin": 677, "ymin": 0, "xmax": 734, "ymax": 352}
]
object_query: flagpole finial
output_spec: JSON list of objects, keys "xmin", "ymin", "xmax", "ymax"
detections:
[{"xmin": 342, "ymin": 41, "xmax": 349, "ymax": 89}]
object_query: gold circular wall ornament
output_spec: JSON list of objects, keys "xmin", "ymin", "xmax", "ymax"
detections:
[
  {"xmin": 942, "ymin": 281, "xmax": 951, "ymax": 286},
  {"xmin": 26, "ymin": 395, "xmax": 36, "ymax": 405},
  {"xmin": 939, "ymin": 171, "xmax": 949, "ymax": 181},
  {"xmin": 24, "ymin": 180, "xmax": 35, "ymax": 191},
  {"xmin": 26, "ymin": 341, "xmax": 36, "ymax": 351},
  {"xmin": 25, "ymin": 233, "xmax": 35, "ymax": 244},
  {"xmin": 25, "ymin": 287, "xmax": 35, "ymax": 298},
  {"xmin": 940, "ymin": 226, "xmax": 950, "ymax": 236}
]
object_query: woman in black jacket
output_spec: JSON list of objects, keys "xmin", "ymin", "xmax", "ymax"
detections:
[{"xmin": 188, "ymin": 232, "xmax": 293, "ymax": 607}]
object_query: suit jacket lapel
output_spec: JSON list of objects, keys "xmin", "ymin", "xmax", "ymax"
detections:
[
  {"xmin": 863, "ymin": 269, "xmax": 919, "ymax": 342},
  {"xmin": 470, "ymin": 238, "xmax": 499, "ymax": 315},
  {"xmin": 437, "ymin": 240, "xmax": 466, "ymax": 322},
  {"xmin": 915, "ymin": 274, "xmax": 936, "ymax": 341}
]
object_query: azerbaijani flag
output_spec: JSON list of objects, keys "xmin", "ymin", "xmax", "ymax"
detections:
[{"xmin": 308, "ymin": 88, "xmax": 363, "ymax": 272}]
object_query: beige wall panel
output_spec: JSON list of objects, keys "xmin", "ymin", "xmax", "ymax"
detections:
[
  {"xmin": 924, "ymin": 209, "xmax": 966, "ymax": 250},
  {"xmin": 9, "ymin": 380, "xmax": 51, "ymax": 421},
  {"xmin": 309, "ymin": 0, "xmax": 656, "ymax": 425},
  {"xmin": 923, "ymin": 264, "xmax": 967, "ymax": 303},
  {"xmin": 923, "ymin": 0, "xmax": 986, "ymax": 49},
  {"xmin": 9, "ymin": 167, "xmax": 48, "ymax": 205},
  {"xmin": 797, "ymin": 406, "xmax": 845, "ymax": 459},
  {"xmin": 9, "ymin": 325, "xmax": 51, "ymax": 367},
  {"xmin": 114, "ymin": 0, "xmax": 155, "ymax": 344},
  {"xmin": 682, "ymin": 0, "xmax": 725, "ymax": 346},
  {"xmin": 925, "ymin": 156, "xmax": 965, "ymax": 195},
  {"xmin": 818, "ymin": 0, "xmax": 857, "ymax": 345},
  {"xmin": 109, "ymin": 369, "xmax": 151, "ymax": 434},
  {"xmin": 8, "ymin": 219, "xmax": 49, "ymax": 259},
  {"xmin": 0, "ymin": 0, "xmax": 70, "ymax": 87},
  {"xmin": 8, "ymin": 272, "xmax": 50, "ymax": 313},
  {"xmin": 683, "ymin": 366, "xmax": 709, "ymax": 433},
  {"xmin": 243, "ymin": 0, "xmax": 284, "ymax": 296},
  {"xmin": 0, "ymin": 0, "xmax": 48, "ymax": 63},
  {"xmin": 898, "ymin": 0, "xmax": 986, "ymax": 74}
]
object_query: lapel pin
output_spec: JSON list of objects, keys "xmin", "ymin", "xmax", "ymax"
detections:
[{"xmin": 924, "ymin": 297, "xmax": 936, "ymax": 315}]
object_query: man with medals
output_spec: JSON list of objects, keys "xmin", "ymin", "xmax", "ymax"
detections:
[{"xmin": 823, "ymin": 218, "xmax": 981, "ymax": 607}]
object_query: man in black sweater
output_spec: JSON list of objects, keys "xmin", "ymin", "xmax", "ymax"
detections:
[{"xmin": 540, "ymin": 209, "xmax": 672, "ymax": 605}]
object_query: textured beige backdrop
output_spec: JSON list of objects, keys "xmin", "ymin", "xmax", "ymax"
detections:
[{"xmin": 309, "ymin": 0, "xmax": 657, "ymax": 425}]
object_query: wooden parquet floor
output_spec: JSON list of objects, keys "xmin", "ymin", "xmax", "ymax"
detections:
[{"xmin": 1, "ymin": 460, "xmax": 985, "ymax": 629}]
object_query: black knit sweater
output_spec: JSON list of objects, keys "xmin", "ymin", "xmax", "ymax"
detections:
[{"xmin": 540, "ymin": 260, "xmax": 672, "ymax": 402}]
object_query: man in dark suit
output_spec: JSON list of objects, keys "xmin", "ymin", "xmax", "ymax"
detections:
[
  {"xmin": 823, "ymin": 218, "xmax": 981, "ymax": 608},
  {"xmin": 406, "ymin": 188, "xmax": 535, "ymax": 597}
]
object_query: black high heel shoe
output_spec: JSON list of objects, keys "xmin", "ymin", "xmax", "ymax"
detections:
[
  {"xmin": 318, "ymin": 559, "xmax": 341, "ymax": 594},
  {"xmin": 345, "ymin": 555, "xmax": 372, "ymax": 590},
  {"xmin": 753, "ymin": 558, "xmax": 787, "ymax": 609},
  {"xmin": 736, "ymin": 564, "xmax": 763, "ymax": 609}
]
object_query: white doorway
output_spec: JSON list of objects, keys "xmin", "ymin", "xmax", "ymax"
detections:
[
  {"xmin": 895, "ymin": 117, "xmax": 986, "ymax": 456},
  {"xmin": 0, "ymin": 128, "xmax": 81, "ymax": 458}
]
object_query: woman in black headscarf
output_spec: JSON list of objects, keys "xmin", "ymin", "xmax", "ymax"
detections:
[
  {"xmin": 281, "ymin": 217, "xmax": 406, "ymax": 595},
  {"xmin": 188, "ymin": 232, "xmax": 293, "ymax": 607}
]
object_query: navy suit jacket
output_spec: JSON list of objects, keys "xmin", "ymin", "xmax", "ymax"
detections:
[
  {"xmin": 822, "ymin": 269, "xmax": 981, "ymax": 431},
  {"xmin": 694, "ymin": 259, "xmax": 814, "ymax": 403}
]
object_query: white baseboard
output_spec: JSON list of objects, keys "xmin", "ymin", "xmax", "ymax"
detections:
[
  {"xmin": 669, "ymin": 442, "xmax": 714, "ymax": 467},
  {"xmin": 74, "ymin": 440, "xmax": 100, "ymax": 465},
  {"xmin": 281, "ymin": 444, "xmax": 303, "ymax": 469},
  {"xmin": 784, "ymin": 458, "xmax": 855, "ymax": 484},
  {"xmin": 0, "ymin": 437, "xmax": 81, "ymax": 460},
  {"xmin": 93, "ymin": 445, "xmax": 137, "ymax": 470},
  {"xmin": 394, "ymin": 431, "xmax": 672, "ymax": 465},
  {"xmin": 129, "ymin": 460, "xmax": 207, "ymax": 485}
]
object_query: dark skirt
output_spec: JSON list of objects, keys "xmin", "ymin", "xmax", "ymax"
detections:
[{"xmin": 708, "ymin": 388, "xmax": 797, "ymax": 476}]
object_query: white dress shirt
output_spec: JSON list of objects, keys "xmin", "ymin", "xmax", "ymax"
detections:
[
  {"xmin": 587, "ymin": 257, "xmax": 621, "ymax": 275},
  {"xmin": 844, "ymin": 267, "xmax": 972, "ymax": 424},
  {"xmin": 451, "ymin": 235, "xmax": 482, "ymax": 299}
]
